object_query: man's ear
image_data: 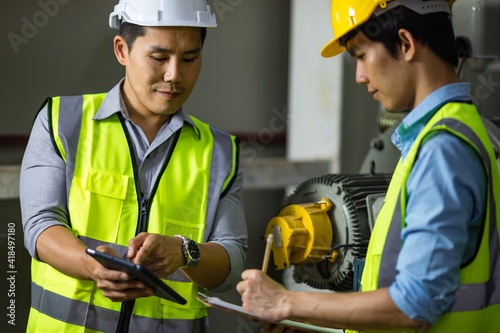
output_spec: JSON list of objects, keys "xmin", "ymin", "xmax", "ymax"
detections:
[
  {"xmin": 114, "ymin": 35, "xmax": 129, "ymax": 66},
  {"xmin": 398, "ymin": 29, "xmax": 416, "ymax": 62}
]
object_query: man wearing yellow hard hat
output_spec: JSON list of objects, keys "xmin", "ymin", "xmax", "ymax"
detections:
[{"xmin": 237, "ymin": 0, "xmax": 500, "ymax": 332}]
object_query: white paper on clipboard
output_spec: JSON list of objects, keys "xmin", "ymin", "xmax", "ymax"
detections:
[{"xmin": 196, "ymin": 293, "xmax": 342, "ymax": 333}]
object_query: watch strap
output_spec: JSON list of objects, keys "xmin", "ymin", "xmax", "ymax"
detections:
[{"xmin": 174, "ymin": 235, "xmax": 200, "ymax": 267}]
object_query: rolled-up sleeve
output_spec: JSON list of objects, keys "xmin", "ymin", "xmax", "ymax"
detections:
[
  {"xmin": 20, "ymin": 107, "xmax": 70, "ymax": 260},
  {"xmin": 206, "ymin": 166, "xmax": 248, "ymax": 292}
]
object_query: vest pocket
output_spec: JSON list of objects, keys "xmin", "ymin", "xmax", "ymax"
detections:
[
  {"xmin": 78, "ymin": 168, "xmax": 129, "ymax": 243},
  {"xmin": 163, "ymin": 217, "xmax": 204, "ymax": 242}
]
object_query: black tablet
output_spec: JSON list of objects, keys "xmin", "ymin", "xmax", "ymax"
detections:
[{"xmin": 86, "ymin": 248, "xmax": 187, "ymax": 305}]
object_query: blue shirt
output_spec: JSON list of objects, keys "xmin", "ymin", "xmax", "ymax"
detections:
[{"xmin": 388, "ymin": 83, "xmax": 487, "ymax": 324}]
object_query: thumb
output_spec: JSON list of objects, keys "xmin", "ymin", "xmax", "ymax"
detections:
[
  {"xmin": 128, "ymin": 232, "xmax": 149, "ymax": 259},
  {"xmin": 96, "ymin": 245, "xmax": 120, "ymax": 258}
]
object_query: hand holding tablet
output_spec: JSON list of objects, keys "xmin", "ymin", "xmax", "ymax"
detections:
[{"xmin": 86, "ymin": 248, "xmax": 187, "ymax": 305}]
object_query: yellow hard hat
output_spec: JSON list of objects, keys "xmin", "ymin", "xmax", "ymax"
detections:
[{"xmin": 321, "ymin": 0, "xmax": 455, "ymax": 58}]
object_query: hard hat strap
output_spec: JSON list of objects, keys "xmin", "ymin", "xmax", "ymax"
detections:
[{"xmin": 375, "ymin": 0, "xmax": 451, "ymax": 17}]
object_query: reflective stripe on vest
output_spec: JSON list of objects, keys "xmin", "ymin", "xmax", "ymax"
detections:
[
  {"xmin": 350, "ymin": 102, "xmax": 500, "ymax": 333},
  {"xmin": 29, "ymin": 282, "xmax": 206, "ymax": 333},
  {"xmin": 29, "ymin": 94, "xmax": 239, "ymax": 332}
]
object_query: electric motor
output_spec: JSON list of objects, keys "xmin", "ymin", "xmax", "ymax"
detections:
[{"xmin": 266, "ymin": 173, "xmax": 391, "ymax": 291}]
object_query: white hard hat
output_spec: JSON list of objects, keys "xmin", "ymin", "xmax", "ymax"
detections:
[{"xmin": 109, "ymin": 0, "xmax": 217, "ymax": 29}]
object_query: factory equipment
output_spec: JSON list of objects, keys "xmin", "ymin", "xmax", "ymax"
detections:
[
  {"xmin": 265, "ymin": 174, "xmax": 391, "ymax": 291},
  {"xmin": 265, "ymin": 0, "xmax": 500, "ymax": 292}
]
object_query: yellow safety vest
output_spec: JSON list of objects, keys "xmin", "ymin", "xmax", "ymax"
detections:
[
  {"xmin": 348, "ymin": 102, "xmax": 500, "ymax": 333},
  {"xmin": 28, "ymin": 93, "xmax": 239, "ymax": 332}
]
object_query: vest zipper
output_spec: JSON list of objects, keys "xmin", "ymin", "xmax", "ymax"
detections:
[
  {"xmin": 117, "ymin": 114, "xmax": 182, "ymax": 332},
  {"xmin": 137, "ymin": 197, "xmax": 149, "ymax": 236}
]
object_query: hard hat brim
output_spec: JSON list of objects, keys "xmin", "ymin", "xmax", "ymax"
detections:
[
  {"xmin": 116, "ymin": 17, "xmax": 217, "ymax": 28},
  {"xmin": 320, "ymin": 0, "xmax": 454, "ymax": 58},
  {"xmin": 320, "ymin": 38, "xmax": 345, "ymax": 58}
]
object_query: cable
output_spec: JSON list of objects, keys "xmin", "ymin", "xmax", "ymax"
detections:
[
  {"xmin": 456, "ymin": 56, "xmax": 467, "ymax": 78},
  {"xmin": 326, "ymin": 240, "xmax": 370, "ymax": 256},
  {"xmin": 455, "ymin": 36, "xmax": 472, "ymax": 78}
]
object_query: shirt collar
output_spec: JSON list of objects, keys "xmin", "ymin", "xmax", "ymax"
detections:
[
  {"xmin": 400, "ymin": 82, "xmax": 471, "ymax": 129},
  {"xmin": 391, "ymin": 82, "xmax": 471, "ymax": 159},
  {"xmin": 92, "ymin": 78, "xmax": 200, "ymax": 139}
]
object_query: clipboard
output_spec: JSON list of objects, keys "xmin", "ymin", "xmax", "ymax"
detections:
[
  {"xmin": 86, "ymin": 248, "xmax": 186, "ymax": 305},
  {"xmin": 196, "ymin": 293, "xmax": 342, "ymax": 333}
]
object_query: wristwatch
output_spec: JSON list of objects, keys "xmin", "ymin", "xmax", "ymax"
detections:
[{"xmin": 174, "ymin": 235, "xmax": 201, "ymax": 267}]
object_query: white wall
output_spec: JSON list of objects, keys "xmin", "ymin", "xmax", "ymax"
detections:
[
  {"xmin": 287, "ymin": 0, "xmax": 343, "ymax": 171},
  {"xmin": 287, "ymin": 0, "xmax": 380, "ymax": 173}
]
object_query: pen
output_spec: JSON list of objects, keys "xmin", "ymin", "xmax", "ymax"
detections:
[{"xmin": 262, "ymin": 233, "xmax": 274, "ymax": 274}]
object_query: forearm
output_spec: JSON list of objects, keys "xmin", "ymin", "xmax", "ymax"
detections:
[
  {"xmin": 183, "ymin": 242, "xmax": 230, "ymax": 290},
  {"xmin": 204, "ymin": 170, "xmax": 248, "ymax": 291},
  {"xmin": 36, "ymin": 225, "xmax": 96, "ymax": 280},
  {"xmin": 286, "ymin": 288, "xmax": 428, "ymax": 331}
]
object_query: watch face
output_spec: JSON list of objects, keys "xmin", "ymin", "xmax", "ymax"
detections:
[{"xmin": 187, "ymin": 240, "xmax": 201, "ymax": 261}]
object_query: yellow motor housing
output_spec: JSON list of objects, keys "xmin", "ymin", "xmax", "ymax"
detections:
[{"xmin": 265, "ymin": 198, "xmax": 333, "ymax": 270}]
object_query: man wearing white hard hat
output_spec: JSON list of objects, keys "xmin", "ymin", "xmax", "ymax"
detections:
[
  {"xmin": 237, "ymin": 0, "xmax": 500, "ymax": 332},
  {"xmin": 20, "ymin": 0, "xmax": 247, "ymax": 332}
]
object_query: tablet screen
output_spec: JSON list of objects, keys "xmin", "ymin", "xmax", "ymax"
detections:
[{"xmin": 86, "ymin": 248, "xmax": 187, "ymax": 305}]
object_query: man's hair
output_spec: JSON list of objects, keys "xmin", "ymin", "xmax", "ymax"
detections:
[
  {"xmin": 119, "ymin": 22, "xmax": 208, "ymax": 51},
  {"xmin": 342, "ymin": 7, "xmax": 458, "ymax": 67}
]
